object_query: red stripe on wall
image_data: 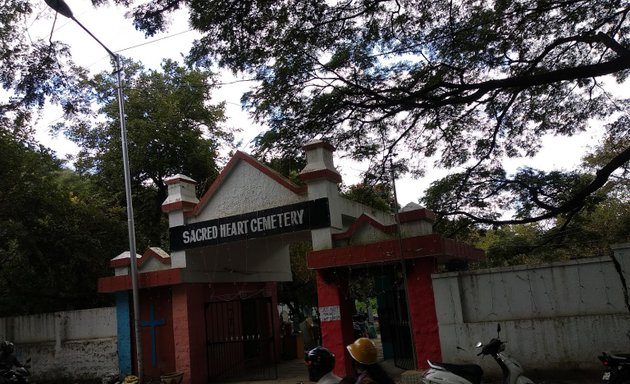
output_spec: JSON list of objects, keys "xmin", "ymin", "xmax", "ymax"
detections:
[{"xmin": 97, "ymin": 269, "xmax": 183, "ymax": 293}]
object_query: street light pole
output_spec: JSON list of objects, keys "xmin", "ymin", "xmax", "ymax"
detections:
[{"xmin": 44, "ymin": 1, "xmax": 144, "ymax": 381}]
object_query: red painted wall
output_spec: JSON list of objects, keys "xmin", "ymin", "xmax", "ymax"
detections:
[
  {"xmin": 406, "ymin": 258, "xmax": 442, "ymax": 368},
  {"xmin": 172, "ymin": 283, "xmax": 207, "ymax": 384},
  {"xmin": 316, "ymin": 271, "xmax": 355, "ymax": 377},
  {"xmin": 140, "ymin": 287, "xmax": 176, "ymax": 379}
]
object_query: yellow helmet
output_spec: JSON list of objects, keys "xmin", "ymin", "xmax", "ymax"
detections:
[
  {"xmin": 346, "ymin": 337, "xmax": 378, "ymax": 365},
  {"xmin": 123, "ymin": 375, "xmax": 139, "ymax": 384}
]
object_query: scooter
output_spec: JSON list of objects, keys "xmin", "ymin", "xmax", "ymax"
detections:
[
  {"xmin": 422, "ymin": 324, "xmax": 534, "ymax": 384},
  {"xmin": 598, "ymin": 351, "xmax": 630, "ymax": 384}
]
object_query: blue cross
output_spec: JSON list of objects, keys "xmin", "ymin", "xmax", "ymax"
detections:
[{"xmin": 140, "ymin": 304, "xmax": 166, "ymax": 368}]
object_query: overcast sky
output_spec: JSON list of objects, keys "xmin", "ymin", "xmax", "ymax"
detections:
[{"xmin": 31, "ymin": 0, "xmax": 617, "ymax": 206}]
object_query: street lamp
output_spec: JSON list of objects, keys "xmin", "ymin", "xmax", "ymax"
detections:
[{"xmin": 44, "ymin": 0, "xmax": 144, "ymax": 381}]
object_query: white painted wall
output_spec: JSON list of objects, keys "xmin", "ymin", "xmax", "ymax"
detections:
[
  {"xmin": 195, "ymin": 161, "xmax": 306, "ymax": 222},
  {"xmin": 0, "ymin": 307, "xmax": 118, "ymax": 382},
  {"xmin": 431, "ymin": 243, "xmax": 630, "ymax": 376}
]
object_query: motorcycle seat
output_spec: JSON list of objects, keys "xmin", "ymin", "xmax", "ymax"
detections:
[{"xmin": 427, "ymin": 360, "xmax": 483, "ymax": 384}]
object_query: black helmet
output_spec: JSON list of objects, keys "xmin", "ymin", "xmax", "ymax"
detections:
[
  {"xmin": 1, "ymin": 341, "xmax": 14, "ymax": 354},
  {"xmin": 305, "ymin": 346, "xmax": 335, "ymax": 381}
]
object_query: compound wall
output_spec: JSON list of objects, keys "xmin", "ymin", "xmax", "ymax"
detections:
[
  {"xmin": 0, "ymin": 307, "xmax": 118, "ymax": 382},
  {"xmin": 432, "ymin": 243, "xmax": 630, "ymax": 376}
]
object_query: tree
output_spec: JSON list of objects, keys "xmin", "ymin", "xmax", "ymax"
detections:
[
  {"xmin": 424, "ymin": 128, "xmax": 630, "ymax": 268},
  {"xmin": 125, "ymin": 0, "xmax": 629, "ymax": 227},
  {"xmin": 0, "ymin": 132, "xmax": 125, "ymax": 315},
  {"xmin": 0, "ymin": 0, "xmax": 92, "ymax": 141},
  {"xmin": 55, "ymin": 58, "xmax": 231, "ymax": 249},
  {"xmin": 341, "ymin": 182, "xmax": 394, "ymax": 212}
]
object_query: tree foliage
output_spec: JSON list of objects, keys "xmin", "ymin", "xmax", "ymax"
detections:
[
  {"xmin": 470, "ymin": 193, "xmax": 630, "ymax": 268},
  {"xmin": 0, "ymin": 133, "xmax": 125, "ymax": 315},
  {"xmin": 433, "ymin": 136, "xmax": 630, "ymax": 267},
  {"xmin": 456, "ymin": 133, "xmax": 630, "ymax": 267},
  {"xmin": 341, "ymin": 182, "xmax": 395, "ymax": 213},
  {"xmin": 125, "ymin": 0, "xmax": 630, "ymax": 227},
  {"xmin": 55, "ymin": 58, "xmax": 230, "ymax": 249},
  {"xmin": 0, "ymin": 0, "xmax": 93, "ymax": 141}
]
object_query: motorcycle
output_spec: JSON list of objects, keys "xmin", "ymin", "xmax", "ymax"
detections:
[
  {"xmin": 598, "ymin": 352, "xmax": 630, "ymax": 384},
  {"xmin": 0, "ymin": 358, "xmax": 31, "ymax": 384},
  {"xmin": 422, "ymin": 324, "xmax": 534, "ymax": 384}
]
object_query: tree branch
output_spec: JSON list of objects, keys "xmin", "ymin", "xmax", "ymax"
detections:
[{"xmin": 440, "ymin": 144, "xmax": 630, "ymax": 225}]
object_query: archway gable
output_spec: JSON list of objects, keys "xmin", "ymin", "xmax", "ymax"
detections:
[
  {"xmin": 110, "ymin": 247, "xmax": 172, "ymax": 271},
  {"xmin": 188, "ymin": 151, "xmax": 307, "ymax": 219},
  {"xmin": 333, "ymin": 213, "xmax": 397, "ymax": 241}
]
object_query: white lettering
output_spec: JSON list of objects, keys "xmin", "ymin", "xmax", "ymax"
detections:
[
  {"xmin": 207, "ymin": 226, "xmax": 218, "ymax": 240},
  {"xmin": 246, "ymin": 210, "xmax": 307, "ymax": 233},
  {"xmin": 237, "ymin": 220, "xmax": 248, "ymax": 235},
  {"xmin": 227, "ymin": 222, "xmax": 234, "ymax": 236},
  {"xmin": 178, "ymin": 203, "xmax": 319, "ymax": 249},
  {"xmin": 295, "ymin": 209, "xmax": 304, "ymax": 225},
  {"xmin": 270, "ymin": 214, "xmax": 277, "ymax": 229}
]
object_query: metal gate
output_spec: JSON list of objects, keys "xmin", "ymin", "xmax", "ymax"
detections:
[
  {"xmin": 205, "ymin": 297, "xmax": 277, "ymax": 382},
  {"xmin": 386, "ymin": 284, "xmax": 415, "ymax": 370}
]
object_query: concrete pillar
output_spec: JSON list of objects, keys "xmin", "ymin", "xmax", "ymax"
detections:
[
  {"xmin": 398, "ymin": 203, "xmax": 436, "ymax": 237},
  {"xmin": 162, "ymin": 175, "xmax": 199, "ymax": 268},
  {"xmin": 115, "ymin": 291, "xmax": 133, "ymax": 376},
  {"xmin": 316, "ymin": 270, "xmax": 355, "ymax": 377},
  {"xmin": 299, "ymin": 141, "xmax": 343, "ymax": 250}
]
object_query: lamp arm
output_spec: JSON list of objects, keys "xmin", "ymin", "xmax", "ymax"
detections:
[{"xmin": 71, "ymin": 17, "xmax": 119, "ymax": 64}]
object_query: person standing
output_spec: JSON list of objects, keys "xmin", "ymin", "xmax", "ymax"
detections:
[{"xmin": 305, "ymin": 346, "xmax": 342, "ymax": 384}]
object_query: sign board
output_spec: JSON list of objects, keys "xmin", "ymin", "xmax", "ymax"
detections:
[
  {"xmin": 319, "ymin": 306, "xmax": 341, "ymax": 322},
  {"xmin": 170, "ymin": 198, "xmax": 330, "ymax": 251}
]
